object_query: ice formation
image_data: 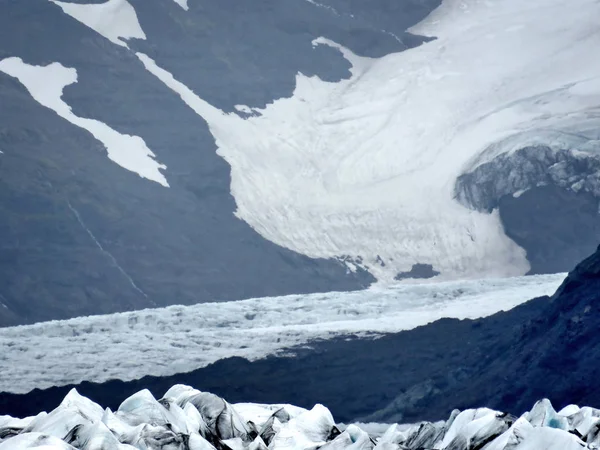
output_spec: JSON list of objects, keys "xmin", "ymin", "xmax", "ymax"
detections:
[
  {"xmin": 0, "ymin": 273, "xmax": 564, "ymax": 394},
  {"xmin": 1, "ymin": 386, "xmax": 598, "ymax": 449}
]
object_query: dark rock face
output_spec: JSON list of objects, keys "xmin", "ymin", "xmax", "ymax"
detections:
[
  {"xmin": 455, "ymin": 144, "xmax": 600, "ymax": 274},
  {"xmin": 3, "ymin": 245, "xmax": 598, "ymax": 423},
  {"xmin": 394, "ymin": 263, "xmax": 440, "ymax": 281},
  {"xmin": 0, "ymin": 0, "xmax": 445, "ymax": 326},
  {"xmin": 499, "ymin": 185, "xmax": 600, "ymax": 274}
]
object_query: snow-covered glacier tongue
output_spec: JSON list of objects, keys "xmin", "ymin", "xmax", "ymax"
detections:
[
  {"xmin": 154, "ymin": 0, "xmax": 600, "ymax": 282},
  {"xmin": 1, "ymin": 387, "xmax": 598, "ymax": 450}
]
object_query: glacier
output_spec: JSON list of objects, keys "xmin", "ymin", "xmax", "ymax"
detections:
[
  {"xmin": 1, "ymin": 386, "xmax": 598, "ymax": 449},
  {"xmin": 0, "ymin": 273, "xmax": 563, "ymax": 395},
  {"xmin": 33, "ymin": 0, "xmax": 600, "ymax": 282}
]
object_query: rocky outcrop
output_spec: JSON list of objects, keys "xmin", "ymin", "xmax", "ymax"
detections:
[
  {"xmin": 394, "ymin": 263, "xmax": 440, "ymax": 281},
  {"xmin": 455, "ymin": 138, "xmax": 600, "ymax": 273},
  {"xmin": 455, "ymin": 145, "xmax": 600, "ymax": 213}
]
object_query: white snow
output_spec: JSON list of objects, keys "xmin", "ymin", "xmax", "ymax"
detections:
[
  {"xmin": 0, "ymin": 273, "xmax": 564, "ymax": 394},
  {"xmin": 0, "ymin": 57, "xmax": 169, "ymax": 187},
  {"xmin": 209, "ymin": 0, "xmax": 600, "ymax": 282},
  {"xmin": 47, "ymin": 0, "xmax": 600, "ymax": 282},
  {"xmin": 135, "ymin": 52, "xmax": 224, "ymax": 125},
  {"xmin": 303, "ymin": 0, "xmax": 340, "ymax": 16},
  {"xmin": 171, "ymin": 0, "xmax": 189, "ymax": 11},
  {"xmin": 135, "ymin": 43, "xmax": 526, "ymax": 282},
  {"xmin": 50, "ymin": 0, "xmax": 146, "ymax": 47}
]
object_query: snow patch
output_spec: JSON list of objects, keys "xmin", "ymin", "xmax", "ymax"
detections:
[
  {"xmin": 171, "ymin": 0, "xmax": 189, "ymax": 11},
  {"xmin": 0, "ymin": 273, "xmax": 565, "ymax": 394},
  {"xmin": 50, "ymin": 0, "xmax": 146, "ymax": 47},
  {"xmin": 234, "ymin": 105, "xmax": 253, "ymax": 114},
  {"xmin": 0, "ymin": 57, "xmax": 168, "ymax": 186},
  {"xmin": 135, "ymin": 52, "xmax": 223, "ymax": 125}
]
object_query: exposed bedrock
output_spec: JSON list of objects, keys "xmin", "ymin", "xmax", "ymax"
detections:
[
  {"xmin": 456, "ymin": 138, "xmax": 600, "ymax": 274},
  {"xmin": 394, "ymin": 263, "xmax": 440, "ymax": 281}
]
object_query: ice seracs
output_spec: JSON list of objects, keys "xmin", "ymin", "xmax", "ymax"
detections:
[{"xmin": 1, "ymin": 386, "xmax": 599, "ymax": 449}]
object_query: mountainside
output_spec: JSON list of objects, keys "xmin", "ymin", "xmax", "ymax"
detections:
[
  {"xmin": 1, "ymin": 0, "xmax": 599, "ymax": 326},
  {"xmin": 2, "ymin": 245, "xmax": 597, "ymax": 424}
]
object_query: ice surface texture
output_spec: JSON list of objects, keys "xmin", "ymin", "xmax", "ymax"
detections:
[
  {"xmin": 1, "ymin": 387, "xmax": 598, "ymax": 450},
  {"xmin": 0, "ymin": 273, "xmax": 563, "ymax": 394}
]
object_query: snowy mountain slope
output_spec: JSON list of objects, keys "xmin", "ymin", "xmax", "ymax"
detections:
[
  {"xmin": 0, "ymin": 0, "xmax": 598, "ymax": 326},
  {"xmin": 0, "ymin": 273, "xmax": 563, "ymax": 395},
  {"xmin": 176, "ymin": 0, "xmax": 600, "ymax": 280},
  {"xmin": 1, "ymin": 387, "xmax": 598, "ymax": 450},
  {"xmin": 32, "ymin": 0, "xmax": 600, "ymax": 283},
  {"xmin": 0, "ymin": 0, "xmax": 447, "ymax": 327}
]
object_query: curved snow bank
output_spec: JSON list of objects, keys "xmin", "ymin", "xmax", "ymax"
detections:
[
  {"xmin": 0, "ymin": 387, "xmax": 597, "ymax": 449},
  {"xmin": 0, "ymin": 273, "xmax": 564, "ymax": 394}
]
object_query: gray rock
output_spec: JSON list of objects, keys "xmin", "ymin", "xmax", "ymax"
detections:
[{"xmin": 455, "ymin": 142, "xmax": 600, "ymax": 274}]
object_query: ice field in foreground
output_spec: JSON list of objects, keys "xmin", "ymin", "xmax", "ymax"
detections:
[{"xmin": 1, "ymin": 385, "xmax": 597, "ymax": 449}]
